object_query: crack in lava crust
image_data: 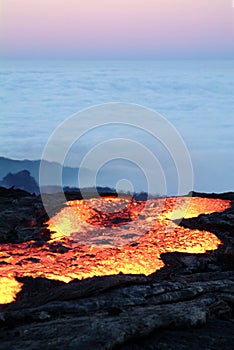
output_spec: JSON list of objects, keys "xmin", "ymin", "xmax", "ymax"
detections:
[{"xmin": 0, "ymin": 197, "xmax": 231, "ymax": 304}]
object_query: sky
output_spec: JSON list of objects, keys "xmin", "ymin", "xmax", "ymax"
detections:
[
  {"xmin": 0, "ymin": 0, "xmax": 233, "ymax": 59},
  {"xmin": 0, "ymin": 1, "xmax": 233, "ymax": 194}
]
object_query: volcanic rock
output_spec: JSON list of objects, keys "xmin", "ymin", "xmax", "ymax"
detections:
[
  {"xmin": 0, "ymin": 186, "xmax": 48, "ymax": 243},
  {"xmin": 0, "ymin": 188, "xmax": 233, "ymax": 349}
]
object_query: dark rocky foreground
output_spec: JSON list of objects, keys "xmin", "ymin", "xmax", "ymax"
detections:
[{"xmin": 0, "ymin": 187, "xmax": 234, "ymax": 349}]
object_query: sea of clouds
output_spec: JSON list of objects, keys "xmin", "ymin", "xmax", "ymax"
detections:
[{"xmin": 0, "ymin": 59, "xmax": 233, "ymax": 194}]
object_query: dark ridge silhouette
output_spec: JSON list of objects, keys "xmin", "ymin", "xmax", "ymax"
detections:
[
  {"xmin": 0, "ymin": 170, "xmax": 39, "ymax": 194},
  {"xmin": 189, "ymin": 191, "xmax": 234, "ymax": 201}
]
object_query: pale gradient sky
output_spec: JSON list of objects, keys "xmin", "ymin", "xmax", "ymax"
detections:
[{"xmin": 0, "ymin": 0, "xmax": 234, "ymax": 58}]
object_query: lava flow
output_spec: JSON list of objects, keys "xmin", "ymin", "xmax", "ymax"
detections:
[{"xmin": 0, "ymin": 196, "xmax": 231, "ymax": 305}]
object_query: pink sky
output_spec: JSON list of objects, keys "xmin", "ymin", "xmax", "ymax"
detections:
[{"xmin": 0, "ymin": 0, "xmax": 233, "ymax": 58}]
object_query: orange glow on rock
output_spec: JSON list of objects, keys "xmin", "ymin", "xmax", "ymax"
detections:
[{"xmin": 0, "ymin": 196, "xmax": 231, "ymax": 304}]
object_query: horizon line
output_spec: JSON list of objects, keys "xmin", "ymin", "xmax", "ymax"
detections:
[{"xmin": 1, "ymin": 56, "xmax": 234, "ymax": 62}]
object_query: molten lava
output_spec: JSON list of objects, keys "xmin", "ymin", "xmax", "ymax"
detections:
[{"xmin": 0, "ymin": 196, "xmax": 231, "ymax": 305}]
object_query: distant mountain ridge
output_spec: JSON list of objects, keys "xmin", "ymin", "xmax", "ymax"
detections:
[
  {"xmin": 0, "ymin": 157, "xmax": 125, "ymax": 195},
  {"xmin": 0, "ymin": 156, "xmax": 92, "ymax": 189},
  {"xmin": 0, "ymin": 157, "xmax": 159, "ymax": 198},
  {"xmin": 0, "ymin": 157, "xmax": 41, "ymax": 182},
  {"xmin": 0, "ymin": 169, "xmax": 40, "ymax": 194}
]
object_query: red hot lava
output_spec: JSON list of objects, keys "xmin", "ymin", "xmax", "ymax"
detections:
[{"xmin": 0, "ymin": 196, "xmax": 231, "ymax": 304}]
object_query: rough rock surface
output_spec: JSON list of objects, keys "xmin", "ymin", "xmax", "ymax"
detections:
[
  {"xmin": 0, "ymin": 187, "xmax": 233, "ymax": 349},
  {"xmin": 0, "ymin": 187, "xmax": 48, "ymax": 243}
]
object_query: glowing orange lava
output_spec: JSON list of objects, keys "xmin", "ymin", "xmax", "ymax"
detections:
[
  {"xmin": 0, "ymin": 277, "xmax": 23, "ymax": 304},
  {"xmin": 0, "ymin": 196, "xmax": 231, "ymax": 304}
]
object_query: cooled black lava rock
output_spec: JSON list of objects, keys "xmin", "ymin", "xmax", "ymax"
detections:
[{"xmin": 0, "ymin": 188, "xmax": 233, "ymax": 350}]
